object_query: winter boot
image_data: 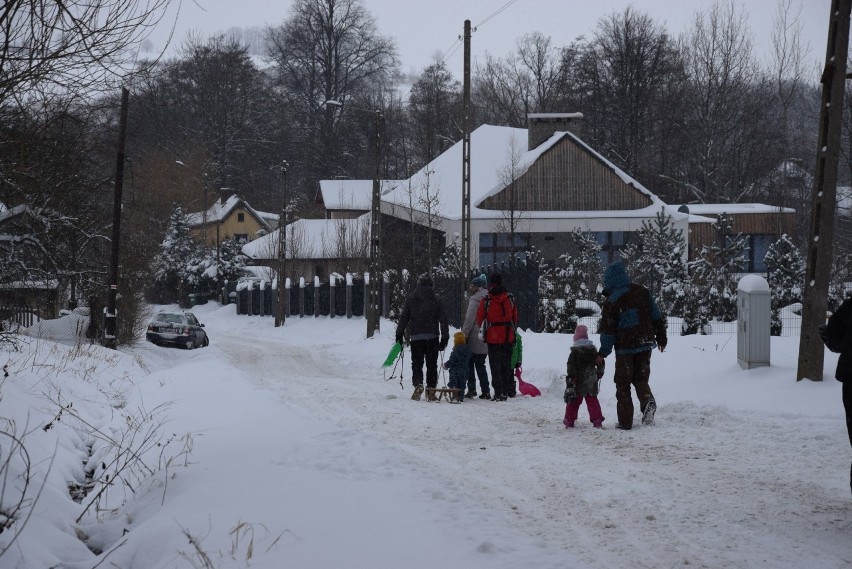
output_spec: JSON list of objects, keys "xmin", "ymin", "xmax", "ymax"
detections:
[
  {"xmin": 411, "ymin": 384, "xmax": 424, "ymax": 401},
  {"xmin": 465, "ymin": 389, "xmax": 477, "ymax": 399},
  {"xmin": 426, "ymin": 389, "xmax": 438, "ymax": 402},
  {"xmin": 479, "ymin": 391, "xmax": 491, "ymax": 400},
  {"xmin": 642, "ymin": 398, "xmax": 657, "ymax": 425}
]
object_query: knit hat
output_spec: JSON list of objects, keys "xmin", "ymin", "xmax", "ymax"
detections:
[
  {"xmin": 489, "ymin": 273, "xmax": 502, "ymax": 286},
  {"xmin": 453, "ymin": 331, "xmax": 466, "ymax": 346},
  {"xmin": 471, "ymin": 274, "xmax": 486, "ymax": 288},
  {"xmin": 573, "ymin": 325, "xmax": 589, "ymax": 342}
]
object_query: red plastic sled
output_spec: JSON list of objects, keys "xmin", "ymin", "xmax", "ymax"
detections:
[{"xmin": 515, "ymin": 367, "xmax": 541, "ymax": 397}]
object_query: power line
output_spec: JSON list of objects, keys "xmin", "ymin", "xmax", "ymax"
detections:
[{"xmin": 474, "ymin": 0, "xmax": 519, "ymax": 29}]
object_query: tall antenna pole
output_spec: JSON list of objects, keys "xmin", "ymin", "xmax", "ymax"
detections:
[
  {"xmin": 461, "ymin": 19, "xmax": 472, "ymax": 321},
  {"xmin": 797, "ymin": 0, "xmax": 851, "ymax": 381}
]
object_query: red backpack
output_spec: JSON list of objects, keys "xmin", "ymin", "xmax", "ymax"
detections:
[{"xmin": 481, "ymin": 292, "xmax": 516, "ymax": 345}]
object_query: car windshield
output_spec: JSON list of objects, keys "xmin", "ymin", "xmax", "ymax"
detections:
[{"xmin": 156, "ymin": 314, "xmax": 186, "ymax": 324}]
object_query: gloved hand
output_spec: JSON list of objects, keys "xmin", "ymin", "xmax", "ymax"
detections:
[
  {"xmin": 514, "ymin": 362, "xmax": 522, "ymax": 369},
  {"xmin": 595, "ymin": 354, "xmax": 604, "ymax": 366},
  {"xmin": 657, "ymin": 338, "xmax": 667, "ymax": 352},
  {"xmin": 395, "ymin": 336, "xmax": 403, "ymax": 345}
]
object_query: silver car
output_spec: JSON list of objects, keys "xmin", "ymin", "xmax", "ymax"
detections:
[{"xmin": 146, "ymin": 312, "xmax": 209, "ymax": 349}]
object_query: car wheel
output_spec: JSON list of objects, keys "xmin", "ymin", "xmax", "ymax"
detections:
[{"xmin": 202, "ymin": 335, "xmax": 209, "ymax": 347}]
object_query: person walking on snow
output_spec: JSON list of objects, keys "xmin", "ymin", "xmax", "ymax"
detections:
[
  {"xmin": 476, "ymin": 274, "xmax": 518, "ymax": 401},
  {"xmin": 443, "ymin": 332, "xmax": 471, "ymax": 402},
  {"xmin": 597, "ymin": 260, "xmax": 667, "ymax": 429},
  {"xmin": 825, "ymin": 293, "xmax": 852, "ymax": 495},
  {"xmin": 563, "ymin": 325, "xmax": 606, "ymax": 428},
  {"xmin": 396, "ymin": 275, "xmax": 449, "ymax": 401},
  {"xmin": 461, "ymin": 273, "xmax": 491, "ymax": 399}
]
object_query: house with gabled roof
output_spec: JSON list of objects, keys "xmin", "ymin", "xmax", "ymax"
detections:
[
  {"xmin": 0, "ymin": 203, "xmax": 60, "ymax": 317},
  {"xmin": 296, "ymin": 113, "xmax": 797, "ymax": 279},
  {"xmin": 185, "ymin": 194, "xmax": 279, "ymax": 247}
]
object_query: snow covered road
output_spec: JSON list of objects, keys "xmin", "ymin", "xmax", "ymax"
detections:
[{"xmin": 208, "ymin": 308, "xmax": 851, "ymax": 569}]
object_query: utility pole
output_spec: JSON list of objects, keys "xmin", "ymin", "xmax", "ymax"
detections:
[
  {"xmin": 104, "ymin": 87, "xmax": 129, "ymax": 349},
  {"xmin": 461, "ymin": 19, "xmax": 472, "ymax": 322},
  {"xmin": 367, "ymin": 110, "xmax": 383, "ymax": 338},
  {"xmin": 275, "ymin": 162, "xmax": 288, "ymax": 328},
  {"xmin": 796, "ymin": 0, "xmax": 851, "ymax": 381}
]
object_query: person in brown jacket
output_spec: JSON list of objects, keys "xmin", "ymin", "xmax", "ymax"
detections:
[{"xmin": 596, "ymin": 260, "xmax": 667, "ymax": 429}]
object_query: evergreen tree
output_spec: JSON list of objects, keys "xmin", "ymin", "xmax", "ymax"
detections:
[
  {"xmin": 621, "ymin": 209, "xmax": 687, "ymax": 316},
  {"xmin": 150, "ymin": 203, "xmax": 198, "ymax": 304},
  {"xmin": 764, "ymin": 234, "xmax": 803, "ymax": 335},
  {"xmin": 217, "ymin": 237, "xmax": 249, "ymax": 284},
  {"xmin": 689, "ymin": 213, "xmax": 746, "ymax": 322},
  {"xmin": 680, "ymin": 283, "xmax": 712, "ymax": 335},
  {"xmin": 538, "ymin": 231, "xmax": 600, "ymax": 333}
]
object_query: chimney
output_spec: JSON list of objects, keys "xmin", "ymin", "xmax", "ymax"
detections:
[
  {"xmin": 218, "ymin": 187, "xmax": 235, "ymax": 204},
  {"xmin": 527, "ymin": 113, "xmax": 583, "ymax": 150}
]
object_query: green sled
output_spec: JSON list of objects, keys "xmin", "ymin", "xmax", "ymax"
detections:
[{"xmin": 382, "ymin": 342, "xmax": 403, "ymax": 367}]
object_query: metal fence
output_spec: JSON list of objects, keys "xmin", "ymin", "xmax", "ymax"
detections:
[{"xmin": 226, "ymin": 264, "xmax": 803, "ymax": 337}]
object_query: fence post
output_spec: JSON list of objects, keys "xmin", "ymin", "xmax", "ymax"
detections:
[
  {"xmin": 364, "ymin": 272, "xmax": 370, "ymax": 321},
  {"xmin": 346, "ymin": 273, "xmax": 353, "ymax": 318},
  {"xmin": 299, "ymin": 277, "xmax": 305, "ymax": 317},
  {"xmin": 382, "ymin": 276, "xmax": 390, "ymax": 319},
  {"xmin": 247, "ymin": 281, "xmax": 254, "ymax": 316},
  {"xmin": 314, "ymin": 276, "xmax": 321, "ymax": 317},
  {"xmin": 329, "ymin": 274, "xmax": 336, "ymax": 318},
  {"xmin": 259, "ymin": 279, "xmax": 266, "ymax": 316},
  {"xmin": 284, "ymin": 278, "xmax": 291, "ymax": 317}
]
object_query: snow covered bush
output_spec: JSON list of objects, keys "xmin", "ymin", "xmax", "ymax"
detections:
[{"xmin": 764, "ymin": 235, "xmax": 803, "ymax": 335}]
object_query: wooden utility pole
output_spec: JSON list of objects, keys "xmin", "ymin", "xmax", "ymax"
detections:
[
  {"xmin": 275, "ymin": 164, "xmax": 288, "ymax": 327},
  {"xmin": 796, "ymin": 0, "xmax": 851, "ymax": 381},
  {"xmin": 104, "ymin": 87, "xmax": 129, "ymax": 349},
  {"xmin": 461, "ymin": 19, "xmax": 472, "ymax": 322}
]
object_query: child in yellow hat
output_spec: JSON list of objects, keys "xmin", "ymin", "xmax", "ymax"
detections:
[{"xmin": 443, "ymin": 332, "xmax": 471, "ymax": 401}]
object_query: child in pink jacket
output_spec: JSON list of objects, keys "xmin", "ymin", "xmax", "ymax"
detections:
[{"xmin": 563, "ymin": 325, "xmax": 605, "ymax": 428}]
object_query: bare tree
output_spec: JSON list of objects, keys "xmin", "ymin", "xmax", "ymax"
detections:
[
  {"xmin": 265, "ymin": 0, "xmax": 398, "ymax": 184},
  {"xmin": 572, "ymin": 7, "xmax": 685, "ymax": 184},
  {"xmin": 408, "ymin": 60, "xmax": 462, "ymax": 166},
  {"xmin": 491, "ymin": 134, "xmax": 528, "ymax": 261},
  {"xmin": 474, "ymin": 32, "xmax": 568, "ymax": 127},
  {"xmin": 678, "ymin": 0, "xmax": 778, "ymax": 205},
  {"xmin": 0, "ymin": 0, "xmax": 173, "ymax": 105}
]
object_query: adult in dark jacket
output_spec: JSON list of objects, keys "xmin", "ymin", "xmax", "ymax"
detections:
[
  {"xmin": 826, "ymin": 294, "xmax": 852, "ymax": 495},
  {"xmin": 475, "ymin": 274, "xmax": 518, "ymax": 401},
  {"xmin": 461, "ymin": 273, "xmax": 490, "ymax": 398},
  {"xmin": 597, "ymin": 260, "xmax": 667, "ymax": 429},
  {"xmin": 396, "ymin": 275, "xmax": 449, "ymax": 401}
]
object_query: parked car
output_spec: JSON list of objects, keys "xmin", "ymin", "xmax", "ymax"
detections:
[{"xmin": 146, "ymin": 312, "xmax": 209, "ymax": 349}]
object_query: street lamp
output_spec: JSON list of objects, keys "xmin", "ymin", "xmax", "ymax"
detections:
[
  {"xmin": 324, "ymin": 100, "xmax": 383, "ymax": 338},
  {"xmin": 275, "ymin": 161, "xmax": 289, "ymax": 327}
]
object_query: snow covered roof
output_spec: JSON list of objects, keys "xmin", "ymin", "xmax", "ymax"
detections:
[
  {"xmin": 185, "ymin": 195, "xmax": 279, "ymax": 228},
  {"xmin": 241, "ymin": 213, "xmax": 370, "ymax": 260},
  {"xmin": 318, "ymin": 180, "xmax": 377, "ymax": 211},
  {"xmin": 676, "ymin": 203, "xmax": 795, "ymax": 215},
  {"xmin": 380, "ymin": 124, "xmax": 680, "ymax": 221}
]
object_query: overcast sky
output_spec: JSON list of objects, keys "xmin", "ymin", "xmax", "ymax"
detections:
[{"xmin": 145, "ymin": 0, "xmax": 832, "ymax": 80}]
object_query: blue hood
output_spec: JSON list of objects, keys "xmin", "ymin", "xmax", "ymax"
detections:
[{"xmin": 603, "ymin": 260, "xmax": 631, "ymax": 292}]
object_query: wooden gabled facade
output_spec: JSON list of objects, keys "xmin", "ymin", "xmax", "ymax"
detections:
[{"xmin": 479, "ymin": 133, "xmax": 654, "ymax": 212}]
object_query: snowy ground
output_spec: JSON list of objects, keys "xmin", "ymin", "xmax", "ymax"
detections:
[{"xmin": 1, "ymin": 302, "xmax": 850, "ymax": 569}]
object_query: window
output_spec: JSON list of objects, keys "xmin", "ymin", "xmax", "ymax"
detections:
[
  {"xmin": 235, "ymin": 234, "xmax": 248, "ymax": 243},
  {"xmin": 734, "ymin": 234, "xmax": 776, "ymax": 273},
  {"xmin": 237, "ymin": 212, "xmax": 245, "ymax": 222},
  {"xmin": 478, "ymin": 232, "xmax": 529, "ymax": 267},
  {"xmin": 593, "ymin": 231, "xmax": 636, "ymax": 266}
]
